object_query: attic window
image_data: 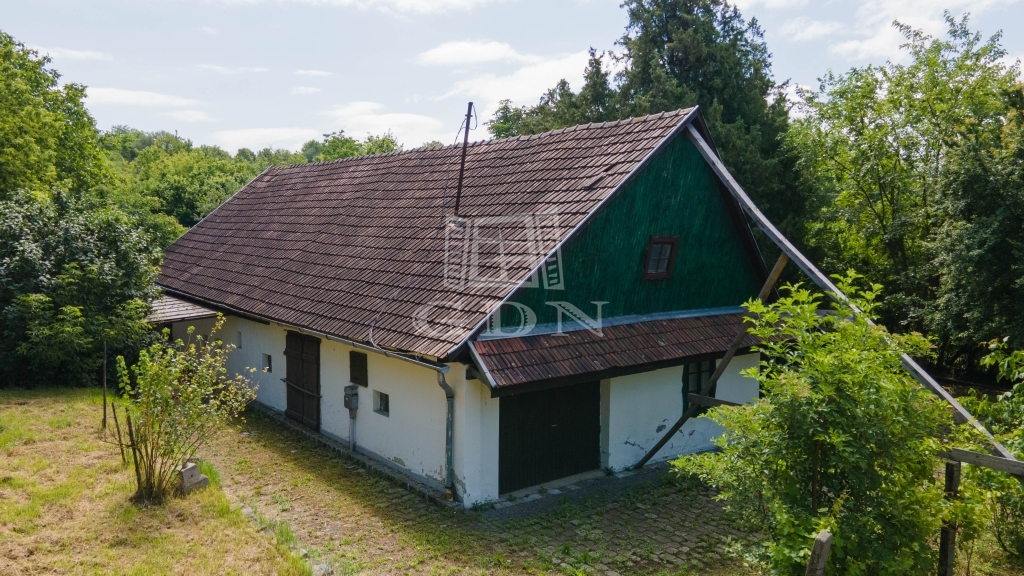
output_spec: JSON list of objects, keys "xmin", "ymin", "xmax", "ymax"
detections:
[
  {"xmin": 350, "ymin": 351, "xmax": 368, "ymax": 387},
  {"xmin": 643, "ymin": 236, "xmax": 678, "ymax": 280}
]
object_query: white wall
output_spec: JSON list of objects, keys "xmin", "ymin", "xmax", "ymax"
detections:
[
  {"xmin": 169, "ymin": 316, "xmax": 450, "ymax": 493},
  {"xmin": 451, "ymin": 366, "xmax": 500, "ymax": 506},
  {"xmin": 604, "ymin": 353, "xmax": 759, "ymax": 471}
]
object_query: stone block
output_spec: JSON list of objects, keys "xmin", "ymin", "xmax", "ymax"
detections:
[{"xmin": 178, "ymin": 462, "xmax": 209, "ymax": 495}]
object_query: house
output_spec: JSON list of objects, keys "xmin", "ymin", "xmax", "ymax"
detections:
[{"xmin": 154, "ymin": 107, "xmax": 772, "ymax": 507}]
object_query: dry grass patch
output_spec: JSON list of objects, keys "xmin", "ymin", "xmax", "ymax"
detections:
[{"xmin": 0, "ymin": 388, "xmax": 306, "ymax": 575}]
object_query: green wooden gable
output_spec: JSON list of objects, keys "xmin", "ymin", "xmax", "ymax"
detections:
[{"xmin": 501, "ymin": 133, "xmax": 764, "ymax": 329}]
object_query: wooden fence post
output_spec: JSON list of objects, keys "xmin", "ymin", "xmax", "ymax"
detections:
[
  {"xmin": 805, "ymin": 530, "xmax": 832, "ymax": 576},
  {"xmin": 938, "ymin": 460, "xmax": 961, "ymax": 576}
]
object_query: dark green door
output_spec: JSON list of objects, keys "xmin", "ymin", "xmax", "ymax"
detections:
[
  {"xmin": 284, "ymin": 331, "xmax": 320, "ymax": 430},
  {"xmin": 499, "ymin": 381, "xmax": 601, "ymax": 494}
]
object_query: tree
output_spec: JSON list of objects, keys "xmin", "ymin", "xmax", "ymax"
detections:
[
  {"xmin": 789, "ymin": 14, "xmax": 1021, "ymax": 337},
  {"xmin": 485, "ymin": 1, "xmax": 812, "ymax": 255},
  {"xmin": 928, "ymin": 108, "xmax": 1024, "ymax": 368},
  {"xmin": 114, "ymin": 316, "xmax": 256, "ymax": 501},
  {"xmin": 674, "ymin": 275, "xmax": 958, "ymax": 574},
  {"xmin": 309, "ymin": 130, "xmax": 403, "ymax": 162},
  {"xmin": 0, "ymin": 29, "xmax": 105, "ymax": 199},
  {"xmin": 0, "ymin": 190, "xmax": 160, "ymax": 386}
]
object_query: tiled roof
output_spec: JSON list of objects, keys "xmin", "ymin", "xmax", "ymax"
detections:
[
  {"xmin": 157, "ymin": 109, "xmax": 696, "ymax": 358},
  {"xmin": 147, "ymin": 295, "xmax": 216, "ymax": 324},
  {"xmin": 471, "ymin": 312, "xmax": 756, "ymax": 388}
]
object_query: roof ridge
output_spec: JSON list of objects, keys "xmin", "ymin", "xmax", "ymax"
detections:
[{"xmin": 277, "ymin": 108, "xmax": 695, "ymax": 170}]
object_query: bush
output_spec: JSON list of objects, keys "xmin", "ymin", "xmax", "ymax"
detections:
[
  {"xmin": 114, "ymin": 316, "xmax": 256, "ymax": 502},
  {"xmin": 961, "ymin": 342, "xmax": 1024, "ymax": 557},
  {"xmin": 673, "ymin": 273, "xmax": 961, "ymax": 575}
]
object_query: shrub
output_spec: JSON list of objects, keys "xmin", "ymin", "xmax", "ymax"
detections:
[
  {"xmin": 115, "ymin": 316, "xmax": 256, "ymax": 501},
  {"xmin": 674, "ymin": 273, "xmax": 960, "ymax": 575}
]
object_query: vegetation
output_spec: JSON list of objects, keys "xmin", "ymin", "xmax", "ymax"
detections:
[
  {"xmin": 674, "ymin": 275, "xmax": 959, "ymax": 574},
  {"xmin": 0, "ymin": 388, "xmax": 306, "ymax": 575},
  {"xmin": 789, "ymin": 13, "xmax": 1023, "ymax": 368},
  {"xmin": 114, "ymin": 317, "xmax": 256, "ymax": 501},
  {"xmin": 961, "ymin": 343, "xmax": 1024, "ymax": 559}
]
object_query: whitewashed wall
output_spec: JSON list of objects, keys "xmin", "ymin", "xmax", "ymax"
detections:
[
  {"xmin": 451, "ymin": 366, "xmax": 500, "ymax": 506},
  {"xmin": 602, "ymin": 353, "xmax": 759, "ymax": 471},
  {"xmin": 169, "ymin": 316, "xmax": 451, "ymax": 494}
]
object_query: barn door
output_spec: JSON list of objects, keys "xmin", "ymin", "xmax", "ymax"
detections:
[
  {"xmin": 284, "ymin": 331, "xmax": 320, "ymax": 430},
  {"xmin": 499, "ymin": 381, "xmax": 600, "ymax": 494}
]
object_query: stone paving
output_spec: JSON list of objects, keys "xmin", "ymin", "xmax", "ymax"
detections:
[
  {"xmin": 212, "ymin": 407, "xmax": 763, "ymax": 575},
  {"xmin": 467, "ymin": 464, "xmax": 762, "ymax": 575}
]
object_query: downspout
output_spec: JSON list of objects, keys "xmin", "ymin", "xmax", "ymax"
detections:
[{"xmin": 436, "ymin": 371, "xmax": 456, "ymax": 500}]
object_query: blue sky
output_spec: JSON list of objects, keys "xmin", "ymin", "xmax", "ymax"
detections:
[{"xmin": 3, "ymin": 0, "xmax": 1022, "ymax": 153}]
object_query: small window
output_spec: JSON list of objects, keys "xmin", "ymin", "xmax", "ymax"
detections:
[
  {"xmin": 262, "ymin": 353, "xmax": 273, "ymax": 373},
  {"xmin": 683, "ymin": 359, "xmax": 715, "ymax": 413},
  {"xmin": 350, "ymin": 351, "xmax": 368, "ymax": 386},
  {"xmin": 643, "ymin": 236, "xmax": 678, "ymax": 280},
  {"xmin": 236, "ymin": 330, "xmax": 243, "ymax": 349},
  {"xmin": 373, "ymin": 390, "xmax": 390, "ymax": 416}
]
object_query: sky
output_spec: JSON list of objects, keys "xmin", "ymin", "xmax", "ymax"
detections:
[{"xmin": 3, "ymin": 0, "xmax": 1022, "ymax": 153}]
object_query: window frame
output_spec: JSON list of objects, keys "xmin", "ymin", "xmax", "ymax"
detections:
[
  {"xmin": 374, "ymin": 390, "xmax": 390, "ymax": 416},
  {"xmin": 262, "ymin": 353, "xmax": 273, "ymax": 373},
  {"xmin": 682, "ymin": 358, "xmax": 717, "ymax": 414},
  {"xmin": 642, "ymin": 235, "xmax": 679, "ymax": 280},
  {"xmin": 350, "ymin": 351, "xmax": 368, "ymax": 387}
]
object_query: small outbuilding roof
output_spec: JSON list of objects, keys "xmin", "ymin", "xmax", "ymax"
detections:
[
  {"xmin": 470, "ymin": 310, "xmax": 757, "ymax": 391},
  {"xmin": 147, "ymin": 295, "xmax": 217, "ymax": 324},
  {"xmin": 157, "ymin": 109, "xmax": 700, "ymax": 359}
]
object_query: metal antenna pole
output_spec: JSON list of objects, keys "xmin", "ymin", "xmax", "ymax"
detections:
[{"xmin": 453, "ymin": 102, "xmax": 473, "ymax": 217}]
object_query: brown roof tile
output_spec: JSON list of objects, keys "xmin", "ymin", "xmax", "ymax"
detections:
[
  {"xmin": 158, "ymin": 109, "xmax": 695, "ymax": 358},
  {"xmin": 472, "ymin": 312, "xmax": 757, "ymax": 388}
]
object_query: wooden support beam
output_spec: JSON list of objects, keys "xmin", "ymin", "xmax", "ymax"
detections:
[
  {"xmin": 804, "ymin": 530, "xmax": 832, "ymax": 576},
  {"xmin": 940, "ymin": 448, "xmax": 1024, "ymax": 478},
  {"xmin": 938, "ymin": 461, "xmax": 961, "ymax": 576},
  {"xmin": 687, "ymin": 394, "xmax": 742, "ymax": 408},
  {"xmin": 685, "ymin": 124, "xmax": 1022, "ymax": 474},
  {"xmin": 633, "ymin": 252, "xmax": 789, "ymax": 470}
]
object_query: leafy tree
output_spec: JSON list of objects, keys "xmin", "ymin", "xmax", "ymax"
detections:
[
  {"xmin": 928, "ymin": 108, "xmax": 1024, "ymax": 368},
  {"xmin": 0, "ymin": 190, "xmax": 160, "ymax": 386},
  {"xmin": 789, "ymin": 14, "xmax": 1021, "ymax": 337},
  {"xmin": 310, "ymin": 130, "xmax": 403, "ymax": 162},
  {"xmin": 674, "ymin": 275, "xmax": 958, "ymax": 574},
  {"xmin": 363, "ymin": 131, "xmax": 402, "ymax": 155},
  {"xmin": 114, "ymin": 316, "xmax": 256, "ymax": 501},
  {"xmin": 0, "ymin": 29, "xmax": 105, "ymax": 199}
]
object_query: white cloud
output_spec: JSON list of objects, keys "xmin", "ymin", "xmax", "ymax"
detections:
[
  {"xmin": 292, "ymin": 86, "xmax": 321, "ymax": 95},
  {"xmin": 87, "ymin": 87, "xmax": 200, "ymax": 107},
  {"xmin": 32, "ymin": 46, "xmax": 112, "ymax": 61},
  {"xmin": 210, "ymin": 127, "xmax": 322, "ymax": 153},
  {"xmin": 161, "ymin": 110, "xmax": 216, "ymax": 122},
  {"xmin": 199, "ymin": 64, "xmax": 270, "ymax": 74},
  {"xmin": 295, "ymin": 69, "xmax": 333, "ymax": 76},
  {"xmin": 732, "ymin": 0, "xmax": 807, "ymax": 9},
  {"xmin": 439, "ymin": 50, "xmax": 591, "ymax": 114},
  {"xmin": 201, "ymin": 26, "xmax": 218, "ymax": 35},
  {"xmin": 325, "ymin": 102, "xmax": 448, "ymax": 147},
  {"xmin": 781, "ymin": 18, "xmax": 844, "ymax": 42},
  {"xmin": 416, "ymin": 41, "xmax": 541, "ymax": 66},
  {"xmin": 212, "ymin": 0, "xmax": 503, "ymax": 13},
  {"xmin": 828, "ymin": 0, "xmax": 1021, "ymax": 61}
]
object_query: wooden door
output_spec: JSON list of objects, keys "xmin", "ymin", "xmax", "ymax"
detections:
[
  {"xmin": 284, "ymin": 331, "xmax": 320, "ymax": 430},
  {"xmin": 498, "ymin": 381, "xmax": 600, "ymax": 494}
]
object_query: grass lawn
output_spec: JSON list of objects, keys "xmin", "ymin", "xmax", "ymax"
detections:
[
  {"xmin": 0, "ymin": 387, "xmax": 306, "ymax": 575},
  {"xmin": 3, "ymin": 387, "xmax": 1022, "ymax": 575}
]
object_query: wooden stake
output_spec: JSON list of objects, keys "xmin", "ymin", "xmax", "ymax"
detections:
[
  {"xmin": 938, "ymin": 461, "xmax": 961, "ymax": 576},
  {"xmin": 805, "ymin": 530, "xmax": 832, "ymax": 576},
  {"xmin": 102, "ymin": 340, "xmax": 108, "ymax": 430},
  {"xmin": 111, "ymin": 404, "xmax": 126, "ymax": 465}
]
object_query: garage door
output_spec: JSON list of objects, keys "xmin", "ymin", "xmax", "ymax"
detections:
[{"xmin": 499, "ymin": 381, "xmax": 600, "ymax": 494}]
